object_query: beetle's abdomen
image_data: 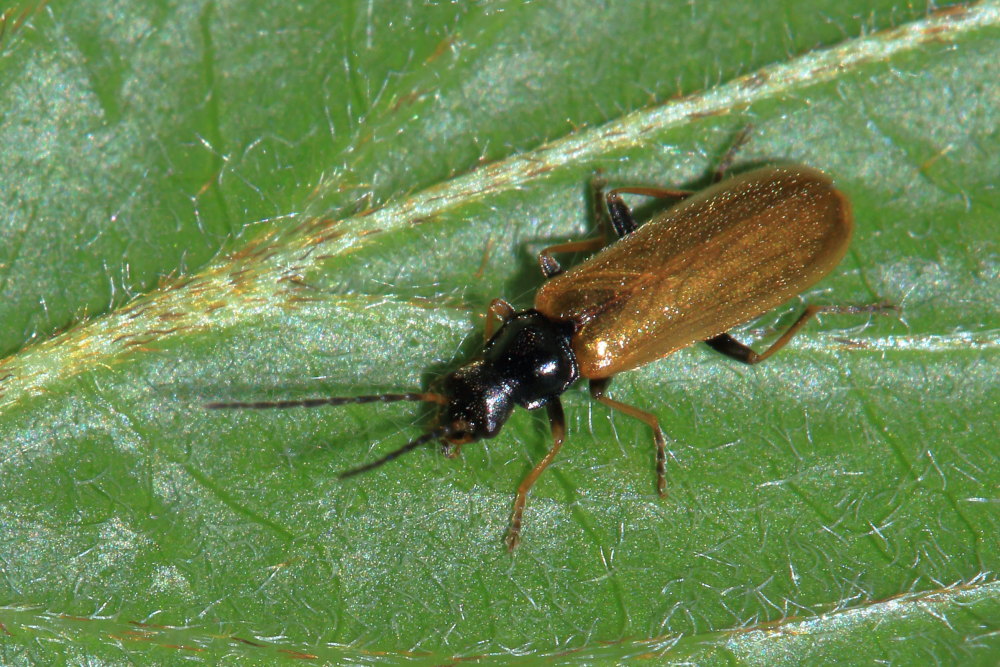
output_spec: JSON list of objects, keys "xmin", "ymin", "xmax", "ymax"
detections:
[{"xmin": 534, "ymin": 166, "xmax": 852, "ymax": 379}]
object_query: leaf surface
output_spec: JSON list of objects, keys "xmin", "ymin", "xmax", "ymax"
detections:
[{"xmin": 1, "ymin": 1, "xmax": 997, "ymax": 663}]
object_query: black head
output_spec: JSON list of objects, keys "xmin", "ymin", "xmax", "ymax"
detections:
[
  {"xmin": 441, "ymin": 310, "xmax": 578, "ymax": 444},
  {"xmin": 208, "ymin": 310, "xmax": 579, "ymax": 477},
  {"xmin": 440, "ymin": 361, "xmax": 515, "ymax": 443}
]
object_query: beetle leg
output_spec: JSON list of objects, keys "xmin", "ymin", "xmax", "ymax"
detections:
[
  {"xmin": 601, "ymin": 123, "xmax": 754, "ymax": 236},
  {"xmin": 713, "ymin": 124, "xmax": 754, "ymax": 183},
  {"xmin": 706, "ymin": 303, "xmax": 895, "ymax": 364},
  {"xmin": 591, "ymin": 171, "xmax": 610, "ymax": 230},
  {"xmin": 605, "ymin": 187, "xmax": 693, "ymax": 238},
  {"xmin": 589, "ymin": 378, "xmax": 668, "ymax": 497},
  {"xmin": 506, "ymin": 399, "xmax": 566, "ymax": 551},
  {"xmin": 538, "ymin": 237, "xmax": 606, "ymax": 278},
  {"xmin": 539, "ymin": 176, "xmax": 698, "ymax": 278},
  {"xmin": 484, "ymin": 297, "xmax": 516, "ymax": 340}
]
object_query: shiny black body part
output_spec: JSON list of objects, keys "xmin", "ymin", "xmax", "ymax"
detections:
[{"xmin": 443, "ymin": 310, "xmax": 578, "ymax": 443}]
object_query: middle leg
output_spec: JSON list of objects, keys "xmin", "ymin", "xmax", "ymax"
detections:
[
  {"xmin": 537, "ymin": 177, "xmax": 695, "ymax": 279},
  {"xmin": 604, "ymin": 186, "xmax": 693, "ymax": 239},
  {"xmin": 591, "ymin": 127, "xmax": 753, "ymax": 250},
  {"xmin": 538, "ymin": 237, "xmax": 607, "ymax": 279},
  {"xmin": 537, "ymin": 174, "xmax": 616, "ymax": 278},
  {"xmin": 590, "ymin": 378, "xmax": 668, "ymax": 497}
]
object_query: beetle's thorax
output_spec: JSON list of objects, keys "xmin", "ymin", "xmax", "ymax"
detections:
[{"xmin": 442, "ymin": 310, "xmax": 578, "ymax": 441}]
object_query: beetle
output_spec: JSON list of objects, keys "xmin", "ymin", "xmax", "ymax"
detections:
[{"xmin": 209, "ymin": 134, "xmax": 884, "ymax": 550}]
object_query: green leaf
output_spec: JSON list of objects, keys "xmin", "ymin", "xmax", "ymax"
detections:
[{"xmin": 1, "ymin": 0, "xmax": 997, "ymax": 663}]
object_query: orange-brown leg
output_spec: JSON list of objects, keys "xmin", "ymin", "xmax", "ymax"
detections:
[
  {"xmin": 539, "ymin": 177, "xmax": 695, "ymax": 278},
  {"xmin": 600, "ymin": 126, "xmax": 753, "ymax": 240},
  {"xmin": 706, "ymin": 303, "xmax": 895, "ymax": 364},
  {"xmin": 538, "ymin": 173, "xmax": 645, "ymax": 278},
  {"xmin": 484, "ymin": 297, "xmax": 515, "ymax": 341},
  {"xmin": 604, "ymin": 186, "xmax": 693, "ymax": 238},
  {"xmin": 538, "ymin": 237, "xmax": 606, "ymax": 278},
  {"xmin": 589, "ymin": 378, "xmax": 668, "ymax": 497},
  {"xmin": 506, "ymin": 399, "xmax": 565, "ymax": 551}
]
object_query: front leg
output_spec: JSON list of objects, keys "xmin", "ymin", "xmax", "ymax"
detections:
[
  {"xmin": 505, "ymin": 399, "xmax": 566, "ymax": 551},
  {"xmin": 484, "ymin": 297, "xmax": 515, "ymax": 341}
]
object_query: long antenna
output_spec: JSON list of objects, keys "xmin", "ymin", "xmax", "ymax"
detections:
[
  {"xmin": 338, "ymin": 426, "xmax": 453, "ymax": 479},
  {"xmin": 205, "ymin": 392, "xmax": 447, "ymax": 410}
]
